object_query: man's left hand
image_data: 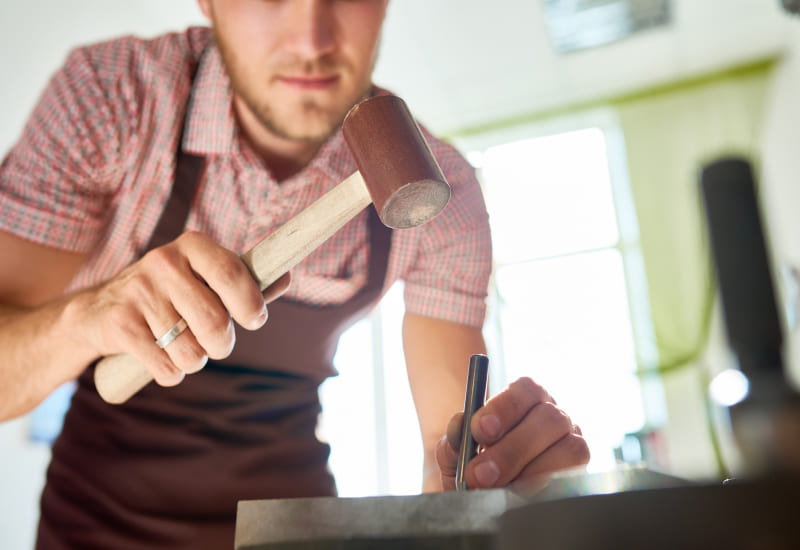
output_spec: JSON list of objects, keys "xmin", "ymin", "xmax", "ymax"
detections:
[{"xmin": 435, "ymin": 377, "xmax": 590, "ymax": 492}]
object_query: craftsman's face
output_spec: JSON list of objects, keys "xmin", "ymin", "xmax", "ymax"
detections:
[{"xmin": 198, "ymin": 0, "xmax": 389, "ymax": 143}]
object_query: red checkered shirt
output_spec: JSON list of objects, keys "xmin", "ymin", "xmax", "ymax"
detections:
[{"xmin": 0, "ymin": 27, "xmax": 492, "ymax": 327}]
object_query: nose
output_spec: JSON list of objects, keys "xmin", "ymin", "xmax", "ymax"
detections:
[{"xmin": 285, "ymin": 0, "xmax": 336, "ymax": 60}]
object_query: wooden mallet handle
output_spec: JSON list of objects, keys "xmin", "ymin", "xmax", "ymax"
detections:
[{"xmin": 95, "ymin": 95, "xmax": 450, "ymax": 404}]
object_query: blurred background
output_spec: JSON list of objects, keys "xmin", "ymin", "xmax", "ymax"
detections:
[{"xmin": 2, "ymin": 1, "xmax": 800, "ymax": 547}]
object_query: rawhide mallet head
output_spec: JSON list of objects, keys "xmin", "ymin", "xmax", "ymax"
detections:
[{"xmin": 342, "ymin": 94, "xmax": 451, "ymax": 228}]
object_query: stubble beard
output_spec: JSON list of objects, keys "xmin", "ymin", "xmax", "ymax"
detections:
[
  {"xmin": 217, "ymin": 38, "xmax": 373, "ymax": 144},
  {"xmin": 244, "ymin": 91, "xmax": 350, "ymax": 144}
]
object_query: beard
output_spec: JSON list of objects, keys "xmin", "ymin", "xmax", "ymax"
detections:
[
  {"xmin": 241, "ymin": 82, "xmax": 359, "ymax": 144},
  {"xmin": 215, "ymin": 33, "xmax": 373, "ymax": 144}
]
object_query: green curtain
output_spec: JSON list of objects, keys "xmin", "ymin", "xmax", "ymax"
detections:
[{"xmin": 612, "ymin": 62, "xmax": 775, "ymax": 372}]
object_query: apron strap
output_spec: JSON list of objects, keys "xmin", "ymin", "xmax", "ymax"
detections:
[{"xmin": 144, "ymin": 150, "xmax": 205, "ymax": 250}]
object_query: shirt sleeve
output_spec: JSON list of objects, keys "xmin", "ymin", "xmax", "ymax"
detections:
[
  {"xmin": 402, "ymin": 140, "xmax": 493, "ymax": 328},
  {"xmin": 0, "ymin": 45, "xmax": 125, "ymax": 252}
]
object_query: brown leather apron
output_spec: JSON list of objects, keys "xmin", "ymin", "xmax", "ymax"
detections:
[{"xmin": 36, "ymin": 117, "xmax": 391, "ymax": 548}]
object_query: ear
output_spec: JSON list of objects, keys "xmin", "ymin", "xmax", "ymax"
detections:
[{"xmin": 196, "ymin": 0, "xmax": 212, "ymax": 21}]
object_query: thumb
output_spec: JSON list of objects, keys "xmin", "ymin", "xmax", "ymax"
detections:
[{"xmin": 435, "ymin": 413, "xmax": 465, "ymax": 491}]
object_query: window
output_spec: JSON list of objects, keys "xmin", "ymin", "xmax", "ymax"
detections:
[
  {"xmin": 472, "ymin": 117, "xmax": 662, "ymax": 471},
  {"xmin": 320, "ymin": 282, "xmax": 423, "ymax": 496}
]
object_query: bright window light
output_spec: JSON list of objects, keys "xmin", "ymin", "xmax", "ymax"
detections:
[
  {"xmin": 482, "ymin": 128, "xmax": 619, "ymax": 263},
  {"xmin": 319, "ymin": 317, "xmax": 380, "ymax": 496},
  {"xmin": 321, "ymin": 283, "xmax": 423, "ymax": 497},
  {"xmin": 709, "ymin": 369, "xmax": 749, "ymax": 407},
  {"xmin": 481, "ymin": 125, "xmax": 654, "ymax": 473},
  {"xmin": 493, "ymin": 251, "xmax": 645, "ymax": 467}
]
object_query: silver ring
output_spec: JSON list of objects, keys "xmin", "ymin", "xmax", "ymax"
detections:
[{"xmin": 155, "ymin": 318, "xmax": 188, "ymax": 349}]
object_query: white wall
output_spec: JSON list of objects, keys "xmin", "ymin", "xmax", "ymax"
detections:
[
  {"xmin": 0, "ymin": 0, "xmax": 207, "ymax": 152},
  {"xmin": 761, "ymin": 15, "xmax": 800, "ymax": 389}
]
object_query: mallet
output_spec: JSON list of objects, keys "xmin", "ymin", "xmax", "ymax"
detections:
[{"xmin": 94, "ymin": 95, "xmax": 451, "ymax": 404}]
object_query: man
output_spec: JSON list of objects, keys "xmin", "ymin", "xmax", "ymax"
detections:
[{"xmin": 0, "ymin": 0, "xmax": 589, "ymax": 547}]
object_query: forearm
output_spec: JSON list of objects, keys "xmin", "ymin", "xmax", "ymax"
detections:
[
  {"xmin": 416, "ymin": 374, "xmax": 466, "ymax": 493},
  {"xmin": 403, "ymin": 313, "xmax": 487, "ymax": 493},
  {"xmin": 0, "ymin": 295, "xmax": 97, "ymax": 421}
]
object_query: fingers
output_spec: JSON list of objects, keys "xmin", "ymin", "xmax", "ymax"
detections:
[
  {"xmin": 511, "ymin": 430, "xmax": 590, "ymax": 485},
  {"xmin": 436, "ymin": 377, "xmax": 590, "ymax": 491},
  {"xmin": 137, "ymin": 239, "xmax": 238, "ymax": 364},
  {"xmin": 170, "ymin": 232, "xmax": 268, "ymax": 331},
  {"xmin": 166, "ymin": 272, "xmax": 238, "ymax": 361},
  {"xmin": 445, "ymin": 412, "xmax": 464, "ymax": 452},
  {"xmin": 470, "ymin": 377, "xmax": 554, "ymax": 447},
  {"xmin": 505, "ymin": 429, "xmax": 590, "ymax": 496},
  {"xmin": 102, "ymin": 303, "xmax": 186, "ymax": 387},
  {"xmin": 465, "ymin": 402, "xmax": 580, "ymax": 489},
  {"xmin": 435, "ymin": 433, "xmax": 459, "ymax": 491},
  {"xmin": 110, "ymin": 274, "xmax": 209, "ymax": 384},
  {"xmin": 263, "ymin": 271, "xmax": 291, "ymax": 303},
  {"xmin": 89, "ymin": 232, "xmax": 274, "ymax": 386},
  {"xmin": 151, "ymin": 316, "xmax": 209, "ymax": 375},
  {"xmin": 434, "ymin": 413, "xmax": 465, "ymax": 490}
]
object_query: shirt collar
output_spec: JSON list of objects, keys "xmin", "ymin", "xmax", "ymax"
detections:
[{"xmin": 182, "ymin": 44, "xmax": 236, "ymax": 156}]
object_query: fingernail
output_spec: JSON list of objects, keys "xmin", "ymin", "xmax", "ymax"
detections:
[
  {"xmin": 479, "ymin": 414, "xmax": 502, "ymax": 440},
  {"xmin": 249, "ymin": 303, "xmax": 268, "ymax": 329},
  {"xmin": 474, "ymin": 460, "xmax": 500, "ymax": 487},
  {"xmin": 186, "ymin": 355, "xmax": 208, "ymax": 375}
]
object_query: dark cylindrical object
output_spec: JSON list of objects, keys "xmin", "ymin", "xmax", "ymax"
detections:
[
  {"xmin": 700, "ymin": 157, "xmax": 784, "ymax": 375},
  {"xmin": 701, "ymin": 156, "xmax": 800, "ymax": 475},
  {"xmin": 456, "ymin": 354, "xmax": 489, "ymax": 491},
  {"xmin": 342, "ymin": 95, "xmax": 451, "ymax": 228}
]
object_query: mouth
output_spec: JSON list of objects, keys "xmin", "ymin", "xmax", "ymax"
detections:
[{"xmin": 276, "ymin": 74, "xmax": 340, "ymax": 91}]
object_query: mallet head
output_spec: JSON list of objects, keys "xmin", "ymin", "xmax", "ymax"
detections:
[{"xmin": 342, "ymin": 95, "xmax": 451, "ymax": 228}]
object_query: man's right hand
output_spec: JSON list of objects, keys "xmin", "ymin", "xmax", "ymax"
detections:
[
  {"xmin": 0, "ymin": 230, "xmax": 289, "ymax": 420},
  {"xmin": 71, "ymin": 231, "xmax": 289, "ymax": 387}
]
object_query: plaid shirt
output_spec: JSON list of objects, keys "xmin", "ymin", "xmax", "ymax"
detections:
[{"xmin": 0, "ymin": 27, "xmax": 492, "ymax": 327}]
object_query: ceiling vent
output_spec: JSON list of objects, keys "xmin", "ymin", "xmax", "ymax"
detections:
[{"xmin": 543, "ymin": 0, "xmax": 672, "ymax": 54}]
